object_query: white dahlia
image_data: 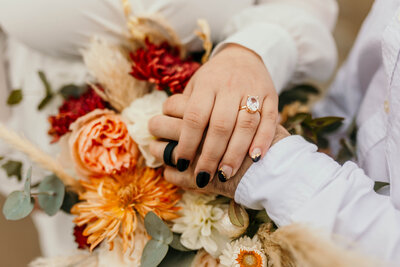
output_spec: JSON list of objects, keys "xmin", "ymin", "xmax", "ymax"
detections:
[
  {"xmin": 219, "ymin": 235, "xmax": 267, "ymax": 267},
  {"xmin": 172, "ymin": 192, "xmax": 230, "ymax": 257}
]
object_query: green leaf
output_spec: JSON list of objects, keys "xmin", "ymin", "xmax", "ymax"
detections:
[
  {"xmin": 144, "ymin": 211, "xmax": 173, "ymax": 244},
  {"xmin": 278, "ymin": 84, "xmax": 319, "ymax": 111},
  {"xmin": 374, "ymin": 182, "xmax": 390, "ymax": 192},
  {"xmin": 141, "ymin": 239, "xmax": 169, "ymax": 267},
  {"xmin": 1, "ymin": 160, "xmax": 23, "ymax": 181},
  {"xmin": 206, "ymin": 195, "xmax": 230, "ymax": 205},
  {"xmin": 24, "ymin": 168, "xmax": 32, "ymax": 196},
  {"xmin": 7, "ymin": 89, "xmax": 23, "ymax": 106},
  {"xmin": 0, "ymin": 156, "xmax": 4, "ymax": 161},
  {"xmin": 169, "ymin": 234, "xmax": 191, "ymax": 252},
  {"xmin": 37, "ymin": 175, "xmax": 65, "ymax": 216},
  {"xmin": 37, "ymin": 71, "xmax": 54, "ymax": 110},
  {"xmin": 255, "ymin": 210, "xmax": 272, "ymax": 223},
  {"xmin": 336, "ymin": 138, "xmax": 356, "ymax": 164},
  {"xmin": 228, "ymin": 200, "xmax": 245, "ymax": 227},
  {"xmin": 306, "ymin": 117, "xmax": 344, "ymax": 130},
  {"xmin": 2, "ymin": 191, "xmax": 34, "ymax": 220},
  {"xmin": 60, "ymin": 189, "xmax": 80, "ymax": 214},
  {"xmin": 159, "ymin": 248, "xmax": 196, "ymax": 267},
  {"xmin": 59, "ymin": 84, "xmax": 87, "ymax": 99}
]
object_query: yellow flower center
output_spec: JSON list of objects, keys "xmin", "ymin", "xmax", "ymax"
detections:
[{"xmin": 236, "ymin": 249, "xmax": 263, "ymax": 267}]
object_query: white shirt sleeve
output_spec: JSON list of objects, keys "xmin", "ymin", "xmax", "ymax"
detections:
[
  {"xmin": 212, "ymin": 0, "xmax": 338, "ymax": 92},
  {"xmin": 235, "ymin": 135, "xmax": 400, "ymax": 262}
]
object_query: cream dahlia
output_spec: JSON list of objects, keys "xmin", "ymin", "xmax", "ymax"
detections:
[{"xmin": 172, "ymin": 192, "xmax": 230, "ymax": 257}]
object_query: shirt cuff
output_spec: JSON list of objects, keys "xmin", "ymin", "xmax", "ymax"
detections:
[
  {"xmin": 211, "ymin": 23, "xmax": 297, "ymax": 93},
  {"xmin": 235, "ymin": 135, "xmax": 341, "ymax": 226}
]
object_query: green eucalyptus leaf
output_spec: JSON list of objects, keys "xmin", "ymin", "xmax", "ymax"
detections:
[
  {"xmin": 59, "ymin": 84, "xmax": 87, "ymax": 99},
  {"xmin": 2, "ymin": 191, "xmax": 34, "ymax": 220},
  {"xmin": 144, "ymin": 211, "xmax": 173, "ymax": 244},
  {"xmin": 228, "ymin": 200, "xmax": 245, "ymax": 227},
  {"xmin": 7, "ymin": 89, "xmax": 23, "ymax": 105},
  {"xmin": 169, "ymin": 234, "xmax": 191, "ymax": 252},
  {"xmin": 37, "ymin": 175, "xmax": 65, "ymax": 216},
  {"xmin": 1, "ymin": 160, "xmax": 23, "ymax": 181},
  {"xmin": 24, "ymin": 168, "xmax": 32, "ymax": 196},
  {"xmin": 159, "ymin": 248, "xmax": 196, "ymax": 267},
  {"xmin": 60, "ymin": 189, "xmax": 80, "ymax": 214},
  {"xmin": 37, "ymin": 71, "xmax": 54, "ymax": 110},
  {"xmin": 140, "ymin": 239, "xmax": 169, "ymax": 267}
]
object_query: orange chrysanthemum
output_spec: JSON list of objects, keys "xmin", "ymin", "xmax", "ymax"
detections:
[
  {"xmin": 236, "ymin": 249, "xmax": 264, "ymax": 267},
  {"xmin": 71, "ymin": 166, "xmax": 181, "ymax": 252}
]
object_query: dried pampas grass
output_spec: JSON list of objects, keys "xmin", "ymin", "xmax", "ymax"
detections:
[
  {"xmin": 195, "ymin": 19, "xmax": 213, "ymax": 64},
  {"xmin": 82, "ymin": 38, "xmax": 151, "ymax": 111},
  {"xmin": 257, "ymin": 223, "xmax": 378, "ymax": 267},
  {"xmin": 122, "ymin": 0, "xmax": 184, "ymax": 56},
  {"xmin": 0, "ymin": 124, "xmax": 82, "ymax": 192}
]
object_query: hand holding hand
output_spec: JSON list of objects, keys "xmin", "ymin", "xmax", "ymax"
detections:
[{"xmin": 163, "ymin": 44, "xmax": 279, "ymax": 188}]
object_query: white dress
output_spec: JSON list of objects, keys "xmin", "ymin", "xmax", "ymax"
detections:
[{"xmin": 0, "ymin": 0, "xmax": 337, "ymax": 256}]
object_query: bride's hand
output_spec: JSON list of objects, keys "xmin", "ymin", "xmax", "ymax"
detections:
[
  {"xmin": 165, "ymin": 44, "xmax": 278, "ymax": 188},
  {"xmin": 149, "ymin": 109, "xmax": 289, "ymax": 198}
]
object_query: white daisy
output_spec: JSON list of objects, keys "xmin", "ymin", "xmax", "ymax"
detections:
[
  {"xmin": 172, "ymin": 192, "xmax": 230, "ymax": 257},
  {"xmin": 219, "ymin": 235, "xmax": 267, "ymax": 267}
]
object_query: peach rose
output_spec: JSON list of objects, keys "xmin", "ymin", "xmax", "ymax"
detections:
[{"xmin": 69, "ymin": 109, "xmax": 139, "ymax": 177}]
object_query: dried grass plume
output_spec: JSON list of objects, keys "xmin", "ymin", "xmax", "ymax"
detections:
[
  {"xmin": 257, "ymin": 223, "xmax": 378, "ymax": 267},
  {"xmin": 82, "ymin": 38, "xmax": 151, "ymax": 111},
  {"xmin": 0, "ymin": 124, "xmax": 82, "ymax": 192}
]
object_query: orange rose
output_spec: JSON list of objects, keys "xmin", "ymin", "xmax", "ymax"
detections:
[{"xmin": 69, "ymin": 109, "xmax": 139, "ymax": 177}]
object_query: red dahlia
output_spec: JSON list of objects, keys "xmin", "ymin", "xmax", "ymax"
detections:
[
  {"xmin": 129, "ymin": 39, "xmax": 200, "ymax": 94},
  {"xmin": 48, "ymin": 87, "xmax": 106, "ymax": 143},
  {"xmin": 73, "ymin": 225, "xmax": 89, "ymax": 250}
]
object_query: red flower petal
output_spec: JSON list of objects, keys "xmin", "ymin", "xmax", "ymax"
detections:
[
  {"xmin": 130, "ymin": 39, "xmax": 200, "ymax": 94},
  {"xmin": 48, "ymin": 86, "xmax": 106, "ymax": 143},
  {"xmin": 73, "ymin": 225, "xmax": 89, "ymax": 250}
]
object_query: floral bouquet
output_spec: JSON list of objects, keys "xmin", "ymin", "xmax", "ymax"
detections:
[{"xmin": 0, "ymin": 1, "xmax": 365, "ymax": 267}]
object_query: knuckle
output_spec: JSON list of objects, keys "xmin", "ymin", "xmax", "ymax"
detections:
[
  {"xmin": 200, "ymin": 151, "xmax": 220, "ymax": 166},
  {"xmin": 238, "ymin": 116, "xmax": 259, "ymax": 131},
  {"xmin": 211, "ymin": 119, "xmax": 231, "ymax": 136},
  {"xmin": 148, "ymin": 116, "xmax": 159, "ymax": 135},
  {"xmin": 162, "ymin": 98, "xmax": 174, "ymax": 115},
  {"xmin": 184, "ymin": 108, "xmax": 208, "ymax": 129},
  {"xmin": 263, "ymin": 109, "xmax": 278, "ymax": 122}
]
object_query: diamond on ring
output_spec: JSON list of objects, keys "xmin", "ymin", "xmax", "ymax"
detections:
[{"xmin": 240, "ymin": 95, "xmax": 261, "ymax": 114}]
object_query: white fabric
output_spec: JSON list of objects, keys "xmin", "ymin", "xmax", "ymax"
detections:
[
  {"xmin": 236, "ymin": 0, "xmax": 400, "ymax": 263},
  {"xmin": 0, "ymin": 0, "xmax": 337, "ymax": 257}
]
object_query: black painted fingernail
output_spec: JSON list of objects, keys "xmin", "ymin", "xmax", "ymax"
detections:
[
  {"xmin": 218, "ymin": 170, "xmax": 227, "ymax": 182},
  {"xmin": 251, "ymin": 148, "xmax": 262, "ymax": 162},
  {"xmin": 177, "ymin": 159, "xmax": 190, "ymax": 172},
  {"xmin": 196, "ymin": 172, "xmax": 210, "ymax": 188},
  {"xmin": 251, "ymin": 155, "xmax": 261, "ymax": 163}
]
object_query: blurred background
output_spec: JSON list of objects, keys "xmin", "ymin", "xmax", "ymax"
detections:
[{"xmin": 0, "ymin": 0, "xmax": 374, "ymax": 266}]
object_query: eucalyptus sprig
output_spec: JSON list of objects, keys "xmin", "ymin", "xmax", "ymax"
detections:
[{"xmin": 2, "ymin": 168, "xmax": 65, "ymax": 220}]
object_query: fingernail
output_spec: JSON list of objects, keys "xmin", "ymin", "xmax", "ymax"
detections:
[
  {"xmin": 196, "ymin": 172, "xmax": 210, "ymax": 188},
  {"xmin": 250, "ymin": 148, "xmax": 262, "ymax": 162},
  {"xmin": 218, "ymin": 165, "xmax": 233, "ymax": 182},
  {"xmin": 177, "ymin": 159, "xmax": 190, "ymax": 172}
]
